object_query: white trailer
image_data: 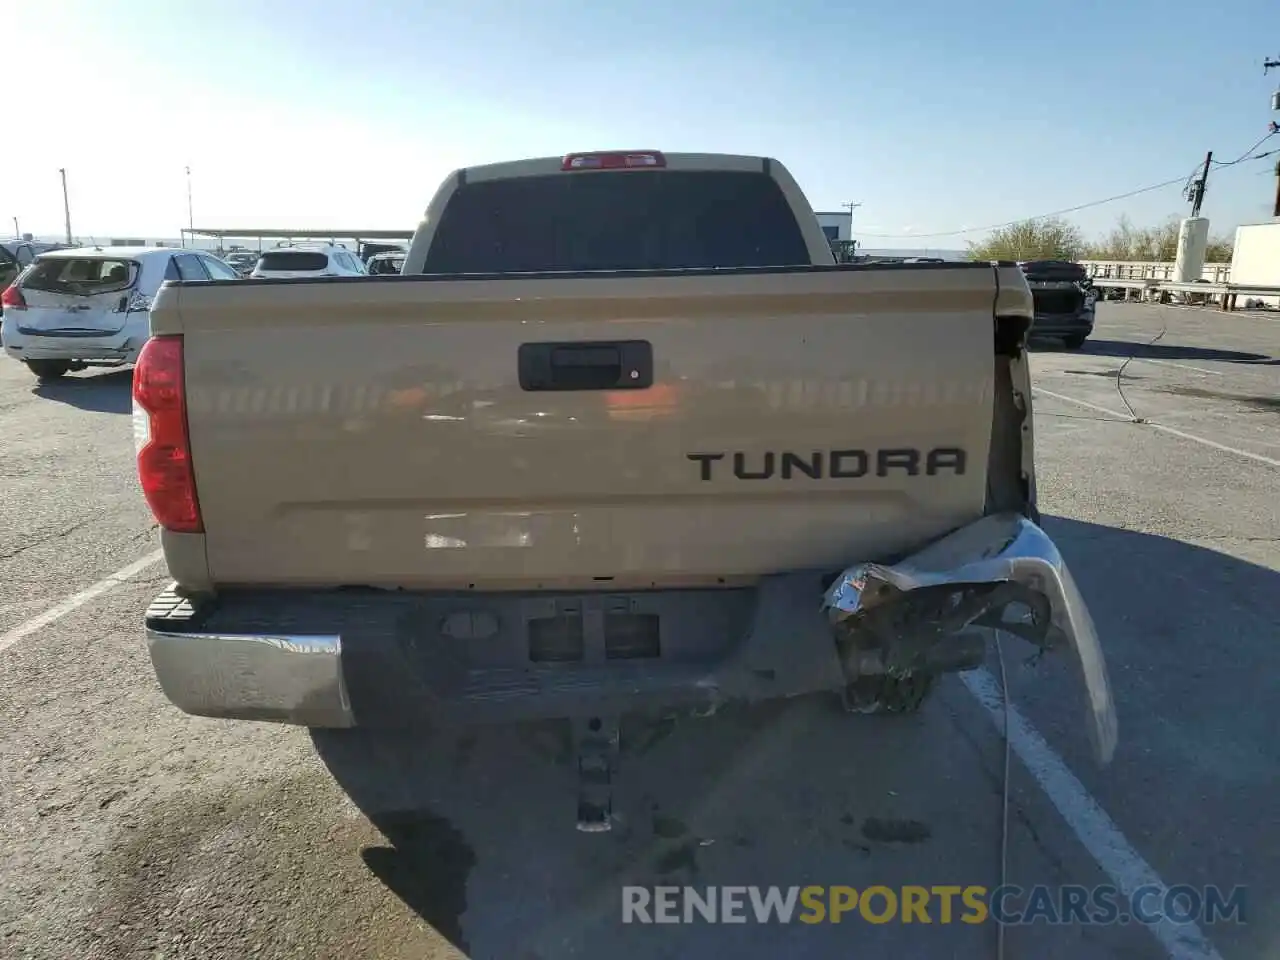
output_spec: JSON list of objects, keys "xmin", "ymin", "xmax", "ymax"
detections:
[{"xmin": 1230, "ymin": 222, "xmax": 1280, "ymax": 307}]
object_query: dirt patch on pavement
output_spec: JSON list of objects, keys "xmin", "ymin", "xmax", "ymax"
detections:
[{"xmin": 1156, "ymin": 384, "xmax": 1280, "ymax": 412}]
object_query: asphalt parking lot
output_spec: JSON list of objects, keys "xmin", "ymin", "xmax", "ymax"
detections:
[{"xmin": 0, "ymin": 302, "xmax": 1276, "ymax": 960}]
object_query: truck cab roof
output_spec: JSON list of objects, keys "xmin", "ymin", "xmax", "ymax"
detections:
[{"xmin": 459, "ymin": 151, "xmax": 776, "ymax": 182}]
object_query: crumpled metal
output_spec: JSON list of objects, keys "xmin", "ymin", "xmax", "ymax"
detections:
[{"xmin": 822, "ymin": 513, "xmax": 1117, "ymax": 765}]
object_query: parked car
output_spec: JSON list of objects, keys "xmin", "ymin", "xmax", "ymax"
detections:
[
  {"xmin": 224, "ymin": 251, "xmax": 259, "ymax": 276},
  {"xmin": 1, "ymin": 246, "xmax": 239, "ymax": 380},
  {"xmin": 250, "ymin": 244, "xmax": 367, "ymax": 279},
  {"xmin": 1018, "ymin": 259, "xmax": 1096, "ymax": 349},
  {"xmin": 365, "ymin": 251, "xmax": 406, "ymax": 275},
  {"xmin": 1, "ymin": 239, "xmax": 66, "ymax": 310},
  {"xmin": 358, "ymin": 241, "xmax": 407, "ymax": 263}
]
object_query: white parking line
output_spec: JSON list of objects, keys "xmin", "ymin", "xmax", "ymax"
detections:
[
  {"xmin": 1035, "ymin": 387, "xmax": 1280, "ymax": 468},
  {"xmin": 962, "ymin": 668, "xmax": 1225, "ymax": 960},
  {"xmin": 1154, "ymin": 304, "xmax": 1280, "ymax": 323},
  {"xmin": 1132, "ymin": 358, "xmax": 1225, "ymax": 377},
  {"xmin": 0, "ymin": 549, "xmax": 164, "ymax": 656}
]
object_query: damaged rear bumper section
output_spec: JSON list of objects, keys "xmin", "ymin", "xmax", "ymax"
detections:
[
  {"xmin": 1031, "ymin": 313, "xmax": 1095, "ymax": 338},
  {"xmin": 146, "ymin": 513, "xmax": 1116, "ymax": 764},
  {"xmin": 2, "ymin": 327, "xmax": 142, "ymax": 363}
]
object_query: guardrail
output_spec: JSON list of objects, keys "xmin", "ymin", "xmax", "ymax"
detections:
[
  {"xmin": 1079, "ymin": 260, "xmax": 1232, "ymax": 284},
  {"xmin": 1089, "ymin": 276, "xmax": 1280, "ymax": 311},
  {"xmin": 1091, "ymin": 278, "xmax": 1156, "ymax": 289},
  {"xmin": 1074, "ymin": 260, "xmax": 1280, "ymax": 310}
]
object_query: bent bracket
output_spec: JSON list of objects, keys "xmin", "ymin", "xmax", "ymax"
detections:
[{"xmin": 824, "ymin": 513, "xmax": 1117, "ymax": 765}]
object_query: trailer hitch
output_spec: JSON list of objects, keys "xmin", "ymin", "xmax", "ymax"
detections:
[{"xmin": 574, "ymin": 715, "xmax": 620, "ymax": 833}]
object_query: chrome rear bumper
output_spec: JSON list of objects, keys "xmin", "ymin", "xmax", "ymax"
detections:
[
  {"xmin": 148, "ymin": 623, "xmax": 353, "ymax": 728},
  {"xmin": 146, "ymin": 513, "xmax": 1115, "ymax": 762}
]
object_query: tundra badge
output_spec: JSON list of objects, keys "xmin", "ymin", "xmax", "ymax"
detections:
[{"xmin": 687, "ymin": 449, "xmax": 967, "ymax": 481}]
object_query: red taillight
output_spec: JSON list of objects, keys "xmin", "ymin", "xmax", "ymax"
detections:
[
  {"xmin": 1, "ymin": 284, "xmax": 26, "ymax": 310},
  {"xmin": 561, "ymin": 150, "xmax": 667, "ymax": 171},
  {"xmin": 133, "ymin": 336, "xmax": 203, "ymax": 533}
]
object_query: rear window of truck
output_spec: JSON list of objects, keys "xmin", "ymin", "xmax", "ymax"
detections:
[
  {"xmin": 258, "ymin": 251, "xmax": 329, "ymax": 271},
  {"xmin": 421, "ymin": 170, "xmax": 811, "ymax": 273}
]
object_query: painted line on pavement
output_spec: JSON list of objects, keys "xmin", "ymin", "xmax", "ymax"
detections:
[
  {"xmin": 962, "ymin": 668, "xmax": 1224, "ymax": 960},
  {"xmin": 1131, "ymin": 357, "xmax": 1225, "ymax": 377},
  {"xmin": 1154, "ymin": 304, "xmax": 1280, "ymax": 323},
  {"xmin": 0, "ymin": 548, "xmax": 164, "ymax": 655},
  {"xmin": 1034, "ymin": 387, "xmax": 1280, "ymax": 468}
]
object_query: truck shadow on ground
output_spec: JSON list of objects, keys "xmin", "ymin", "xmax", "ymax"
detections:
[
  {"xmin": 1074, "ymin": 339, "xmax": 1278, "ymax": 365},
  {"xmin": 31, "ymin": 369, "xmax": 132, "ymax": 413},
  {"xmin": 313, "ymin": 696, "xmax": 1006, "ymax": 958},
  {"xmin": 311, "ymin": 516, "xmax": 1278, "ymax": 959}
]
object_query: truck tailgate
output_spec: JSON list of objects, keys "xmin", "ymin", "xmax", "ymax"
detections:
[{"xmin": 159, "ymin": 265, "xmax": 1003, "ymax": 588}]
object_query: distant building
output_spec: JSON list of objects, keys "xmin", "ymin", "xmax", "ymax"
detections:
[{"xmin": 814, "ymin": 211, "xmax": 853, "ymax": 243}]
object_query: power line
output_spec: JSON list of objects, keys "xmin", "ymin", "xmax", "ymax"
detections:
[
  {"xmin": 853, "ymin": 174, "xmax": 1192, "ymax": 239},
  {"xmin": 1211, "ymin": 129, "xmax": 1278, "ymax": 166},
  {"xmin": 1181, "ymin": 154, "xmax": 1215, "ymax": 201},
  {"xmin": 856, "ymin": 132, "xmax": 1280, "ymax": 240}
]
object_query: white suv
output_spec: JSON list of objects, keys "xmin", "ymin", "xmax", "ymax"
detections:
[
  {"xmin": 1, "ymin": 247, "xmax": 240, "ymax": 381},
  {"xmin": 250, "ymin": 244, "xmax": 367, "ymax": 279}
]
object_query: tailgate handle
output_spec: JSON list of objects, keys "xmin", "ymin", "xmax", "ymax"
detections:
[{"xmin": 519, "ymin": 340, "xmax": 653, "ymax": 392}]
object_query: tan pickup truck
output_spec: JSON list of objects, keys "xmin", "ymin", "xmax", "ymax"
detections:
[{"xmin": 135, "ymin": 150, "xmax": 1115, "ymax": 830}]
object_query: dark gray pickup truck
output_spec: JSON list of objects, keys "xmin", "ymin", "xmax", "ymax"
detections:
[{"xmin": 1020, "ymin": 260, "xmax": 1096, "ymax": 349}]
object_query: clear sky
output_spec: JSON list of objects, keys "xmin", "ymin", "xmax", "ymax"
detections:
[{"xmin": 5, "ymin": 0, "xmax": 1279, "ymax": 248}]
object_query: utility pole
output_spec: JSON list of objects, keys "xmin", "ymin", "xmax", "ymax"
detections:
[
  {"xmin": 1264, "ymin": 57, "xmax": 1280, "ymax": 215},
  {"xmin": 841, "ymin": 201, "xmax": 862, "ymax": 258},
  {"xmin": 1272, "ymin": 155, "xmax": 1280, "ymax": 219},
  {"xmin": 185, "ymin": 166, "xmax": 194, "ymax": 248},
  {"xmin": 11, "ymin": 217, "xmax": 18, "ymax": 238},
  {"xmin": 58, "ymin": 168, "xmax": 72, "ymax": 245},
  {"xmin": 1188, "ymin": 150, "xmax": 1213, "ymax": 218}
]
